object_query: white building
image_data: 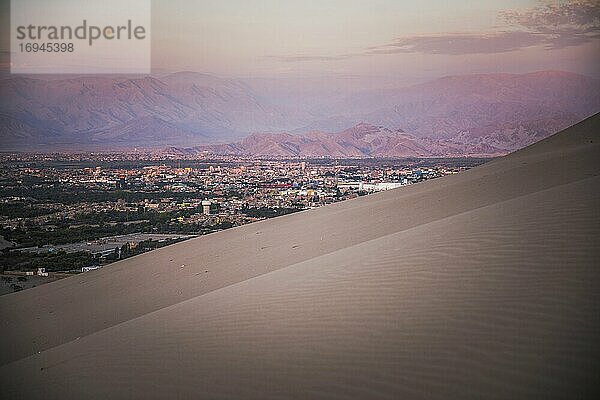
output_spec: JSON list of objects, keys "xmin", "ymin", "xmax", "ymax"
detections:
[
  {"xmin": 82, "ymin": 266, "xmax": 102, "ymax": 273},
  {"xmin": 202, "ymin": 200, "xmax": 212, "ymax": 215}
]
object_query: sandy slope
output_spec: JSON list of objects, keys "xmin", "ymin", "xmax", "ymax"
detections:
[{"xmin": 0, "ymin": 115, "xmax": 599, "ymax": 399}]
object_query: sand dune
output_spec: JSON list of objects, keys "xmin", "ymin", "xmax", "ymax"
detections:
[{"xmin": 1, "ymin": 115, "xmax": 599, "ymax": 399}]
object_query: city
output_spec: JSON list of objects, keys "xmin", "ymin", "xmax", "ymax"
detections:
[{"xmin": 0, "ymin": 152, "xmax": 487, "ymax": 294}]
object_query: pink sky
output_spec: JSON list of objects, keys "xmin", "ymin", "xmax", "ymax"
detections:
[{"xmin": 1, "ymin": 0, "xmax": 598, "ymax": 80}]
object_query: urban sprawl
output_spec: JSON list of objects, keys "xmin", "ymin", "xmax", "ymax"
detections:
[{"xmin": 0, "ymin": 152, "xmax": 488, "ymax": 294}]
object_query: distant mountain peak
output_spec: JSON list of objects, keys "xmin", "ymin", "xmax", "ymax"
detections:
[{"xmin": 342, "ymin": 122, "xmax": 405, "ymax": 134}]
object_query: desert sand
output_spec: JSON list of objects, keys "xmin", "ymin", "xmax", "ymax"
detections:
[{"xmin": 0, "ymin": 115, "xmax": 598, "ymax": 399}]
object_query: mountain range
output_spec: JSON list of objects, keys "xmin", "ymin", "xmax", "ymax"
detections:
[
  {"xmin": 1, "ymin": 70, "xmax": 599, "ymax": 154},
  {"xmin": 0, "ymin": 72, "xmax": 306, "ymax": 148},
  {"xmin": 174, "ymin": 123, "xmax": 505, "ymax": 158}
]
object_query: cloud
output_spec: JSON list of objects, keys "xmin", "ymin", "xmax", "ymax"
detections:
[
  {"xmin": 366, "ymin": 31, "xmax": 544, "ymax": 55},
  {"xmin": 369, "ymin": 1, "xmax": 600, "ymax": 56},
  {"xmin": 500, "ymin": 0, "xmax": 600, "ymax": 32},
  {"xmin": 271, "ymin": 1, "xmax": 600, "ymax": 62},
  {"xmin": 500, "ymin": 0, "xmax": 600, "ymax": 49}
]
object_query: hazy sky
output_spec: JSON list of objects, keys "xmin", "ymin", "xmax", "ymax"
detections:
[
  {"xmin": 149, "ymin": 0, "xmax": 599, "ymax": 80},
  {"xmin": 1, "ymin": 0, "xmax": 599, "ymax": 81}
]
